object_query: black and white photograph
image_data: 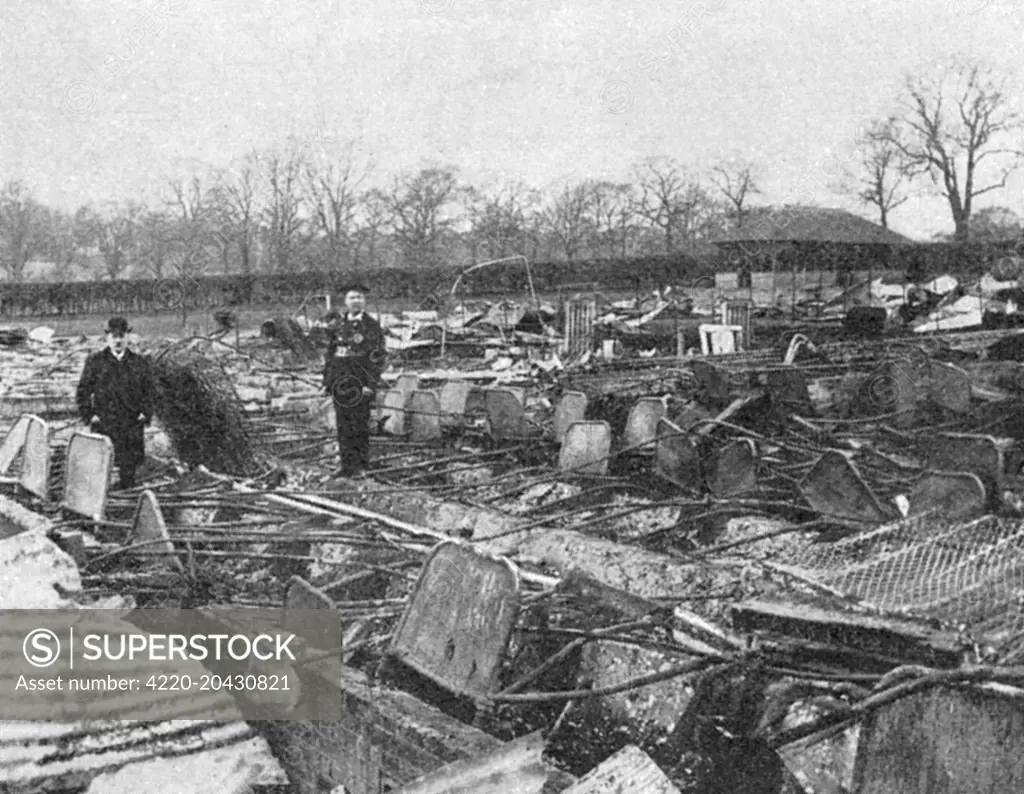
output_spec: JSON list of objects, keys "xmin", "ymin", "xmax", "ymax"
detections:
[{"xmin": 2, "ymin": 0, "xmax": 1024, "ymax": 791}]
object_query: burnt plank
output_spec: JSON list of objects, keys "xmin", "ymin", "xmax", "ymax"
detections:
[{"xmin": 731, "ymin": 599, "xmax": 965, "ymax": 668}]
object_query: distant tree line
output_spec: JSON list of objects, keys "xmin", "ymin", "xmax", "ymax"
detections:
[
  {"xmin": 0, "ymin": 152, "xmax": 743, "ymax": 287},
  {"xmin": 1, "ymin": 56, "xmax": 1021, "ymax": 298}
]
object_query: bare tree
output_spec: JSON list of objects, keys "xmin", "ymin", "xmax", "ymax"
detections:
[
  {"xmin": 835, "ymin": 119, "xmax": 910, "ymax": 229},
  {"xmin": 167, "ymin": 174, "xmax": 212, "ymax": 229},
  {"xmin": 353, "ymin": 188, "xmax": 393, "ymax": 267},
  {"xmin": 132, "ymin": 210, "xmax": 176, "ymax": 280},
  {"xmin": 0, "ymin": 181, "xmax": 50, "ymax": 282},
  {"xmin": 261, "ymin": 142, "xmax": 308, "ymax": 273},
  {"xmin": 160, "ymin": 169, "xmax": 223, "ymax": 321},
  {"xmin": 586, "ymin": 181, "xmax": 637, "ymax": 258},
  {"xmin": 76, "ymin": 202, "xmax": 144, "ymax": 280},
  {"xmin": 885, "ymin": 59, "xmax": 1023, "ymax": 241},
  {"xmin": 465, "ymin": 180, "xmax": 539, "ymax": 262},
  {"xmin": 709, "ymin": 161, "xmax": 761, "ymax": 229},
  {"xmin": 690, "ymin": 194, "xmax": 731, "ymax": 246},
  {"xmin": 304, "ymin": 139, "xmax": 373, "ymax": 269},
  {"xmin": 633, "ymin": 157, "xmax": 711, "ymax": 253},
  {"xmin": 164, "ymin": 172, "xmax": 217, "ymax": 275},
  {"xmin": 216, "ymin": 155, "xmax": 261, "ymax": 275},
  {"xmin": 387, "ymin": 166, "xmax": 462, "ymax": 268},
  {"xmin": 543, "ymin": 182, "xmax": 594, "ymax": 262},
  {"xmin": 46, "ymin": 209, "xmax": 88, "ymax": 283}
]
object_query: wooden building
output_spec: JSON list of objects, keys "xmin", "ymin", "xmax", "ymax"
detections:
[{"xmin": 713, "ymin": 206, "xmax": 915, "ymax": 288}]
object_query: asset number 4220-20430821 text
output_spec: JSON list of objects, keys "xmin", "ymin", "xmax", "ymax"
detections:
[{"xmin": 145, "ymin": 674, "xmax": 290, "ymax": 691}]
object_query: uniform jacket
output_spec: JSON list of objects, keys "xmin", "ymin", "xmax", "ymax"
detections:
[
  {"xmin": 76, "ymin": 348, "xmax": 155, "ymax": 437},
  {"xmin": 322, "ymin": 312, "xmax": 387, "ymax": 394}
]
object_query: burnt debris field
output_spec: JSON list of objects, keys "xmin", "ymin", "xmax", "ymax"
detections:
[{"xmin": 5, "ymin": 274, "xmax": 1024, "ymax": 793}]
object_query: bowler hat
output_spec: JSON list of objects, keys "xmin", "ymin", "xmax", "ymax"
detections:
[{"xmin": 105, "ymin": 316, "xmax": 131, "ymax": 335}]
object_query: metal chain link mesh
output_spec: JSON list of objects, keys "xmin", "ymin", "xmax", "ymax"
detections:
[{"xmin": 775, "ymin": 513, "xmax": 1024, "ymax": 658}]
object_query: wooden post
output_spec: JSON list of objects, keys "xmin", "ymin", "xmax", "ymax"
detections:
[
  {"xmin": 817, "ymin": 263, "xmax": 824, "ymax": 318},
  {"xmin": 771, "ymin": 253, "xmax": 778, "ymax": 308},
  {"xmin": 791, "ymin": 258, "xmax": 798, "ymax": 320}
]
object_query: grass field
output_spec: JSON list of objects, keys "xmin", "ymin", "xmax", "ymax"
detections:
[
  {"xmin": 10, "ymin": 283, "xmax": 833, "ymax": 344},
  {"xmin": 37, "ymin": 305, "xmax": 303, "ymax": 340}
]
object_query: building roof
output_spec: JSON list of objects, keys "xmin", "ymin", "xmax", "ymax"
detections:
[{"xmin": 713, "ymin": 206, "xmax": 915, "ymax": 246}]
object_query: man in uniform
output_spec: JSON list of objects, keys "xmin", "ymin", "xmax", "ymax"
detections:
[
  {"xmin": 76, "ymin": 316, "xmax": 155, "ymax": 490},
  {"xmin": 323, "ymin": 285, "xmax": 387, "ymax": 476}
]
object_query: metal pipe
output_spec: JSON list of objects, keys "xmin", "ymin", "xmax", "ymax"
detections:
[{"xmin": 200, "ymin": 473, "xmax": 560, "ymax": 589}]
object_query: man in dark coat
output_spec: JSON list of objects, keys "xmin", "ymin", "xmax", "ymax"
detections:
[
  {"xmin": 76, "ymin": 317, "xmax": 155, "ymax": 490},
  {"xmin": 323, "ymin": 285, "xmax": 387, "ymax": 476}
]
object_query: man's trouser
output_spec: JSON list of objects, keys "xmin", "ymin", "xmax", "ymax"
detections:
[
  {"xmin": 98, "ymin": 421, "xmax": 144, "ymax": 490},
  {"xmin": 333, "ymin": 397, "xmax": 372, "ymax": 474}
]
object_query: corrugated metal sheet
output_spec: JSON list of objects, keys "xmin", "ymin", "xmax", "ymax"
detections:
[
  {"xmin": 0, "ymin": 521, "xmax": 285, "ymax": 792},
  {"xmin": 0, "ymin": 719, "xmax": 284, "ymax": 791},
  {"xmin": 86, "ymin": 733, "xmax": 280, "ymax": 794}
]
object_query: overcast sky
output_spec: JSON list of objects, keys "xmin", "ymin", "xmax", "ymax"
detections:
[{"xmin": 2, "ymin": 0, "xmax": 1023, "ymax": 241}]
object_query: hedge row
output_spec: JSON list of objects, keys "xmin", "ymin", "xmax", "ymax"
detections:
[
  {"xmin": 1, "ymin": 243, "xmax": 1019, "ymax": 318},
  {"xmin": 0, "ymin": 254, "xmax": 713, "ymax": 317}
]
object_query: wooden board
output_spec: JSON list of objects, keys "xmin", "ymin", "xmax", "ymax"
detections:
[
  {"xmin": 708, "ymin": 438, "xmax": 757, "ymax": 497},
  {"xmin": 19, "ymin": 415, "xmax": 50, "ymax": 500},
  {"xmin": 623, "ymin": 397, "xmax": 666, "ymax": 451},
  {"xmin": 131, "ymin": 489, "xmax": 182, "ymax": 572},
  {"xmin": 777, "ymin": 722, "xmax": 860, "ymax": 794},
  {"xmin": 439, "ymin": 380, "xmax": 474, "ymax": 428},
  {"xmin": 390, "ymin": 541, "xmax": 520, "ymax": 698},
  {"xmin": 929, "ymin": 361, "xmax": 972, "ymax": 414},
  {"xmin": 283, "ymin": 576, "xmax": 338, "ymax": 648},
  {"xmin": 856, "ymin": 687, "xmax": 1024, "ymax": 794},
  {"xmin": 408, "ymin": 390, "xmax": 442, "ymax": 442},
  {"xmin": 393, "ymin": 731, "xmax": 572, "ymax": 794},
  {"xmin": 930, "ymin": 433, "xmax": 1006, "ymax": 487},
  {"xmin": 564, "ymin": 745, "xmax": 680, "ymax": 794},
  {"xmin": 860, "ymin": 359, "xmax": 919, "ymax": 429},
  {"xmin": 485, "ymin": 389, "xmax": 527, "ymax": 440},
  {"xmin": 909, "ymin": 471, "xmax": 987, "ymax": 521},
  {"xmin": 380, "ymin": 388, "xmax": 410, "ymax": 435},
  {"xmin": 553, "ymin": 391, "xmax": 588, "ymax": 443},
  {"xmin": 62, "ymin": 431, "xmax": 113, "ymax": 521},
  {"xmin": 731, "ymin": 599, "xmax": 965, "ymax": 668},
  {"xmin": 800, "ymin": 451, "xmax": 896, "ymax": 525},
  {"xmin": 559, "ymin": 421, "xmax": 612, "ymax": 476},
  {"xmin": 395, "ymin": 373, "xmax": 421, "ymax": 399},
  {"xmin": 0, "ymin": 415, "xmax": 30, "ymax": 475},
  {"xmin": 654, "ymin": 418, "xmax": 701, "ymax": 489}
]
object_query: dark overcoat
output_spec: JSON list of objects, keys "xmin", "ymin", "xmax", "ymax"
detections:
[{"xmin": 75, "ymin": 348, "xmax": 155, "ymax": 471}]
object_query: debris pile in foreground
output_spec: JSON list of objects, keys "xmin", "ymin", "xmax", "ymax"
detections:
[{"xmin": 6, "ymin": 305, "xmax": 1024, "ymax": 792}]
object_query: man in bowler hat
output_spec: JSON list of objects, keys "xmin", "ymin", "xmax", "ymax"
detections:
[
  {"xmin": 76, "ymin": 317, "xmax": 155, "ymax": 490},
  {"xmin": 322, "ymin": 285, "xmax": 386, "ymax": 476}
]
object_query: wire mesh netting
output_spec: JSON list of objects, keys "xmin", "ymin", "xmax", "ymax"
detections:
[{"xmin": 774, "ymin": 512, "xmax": 1024, "ymax": 659}]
